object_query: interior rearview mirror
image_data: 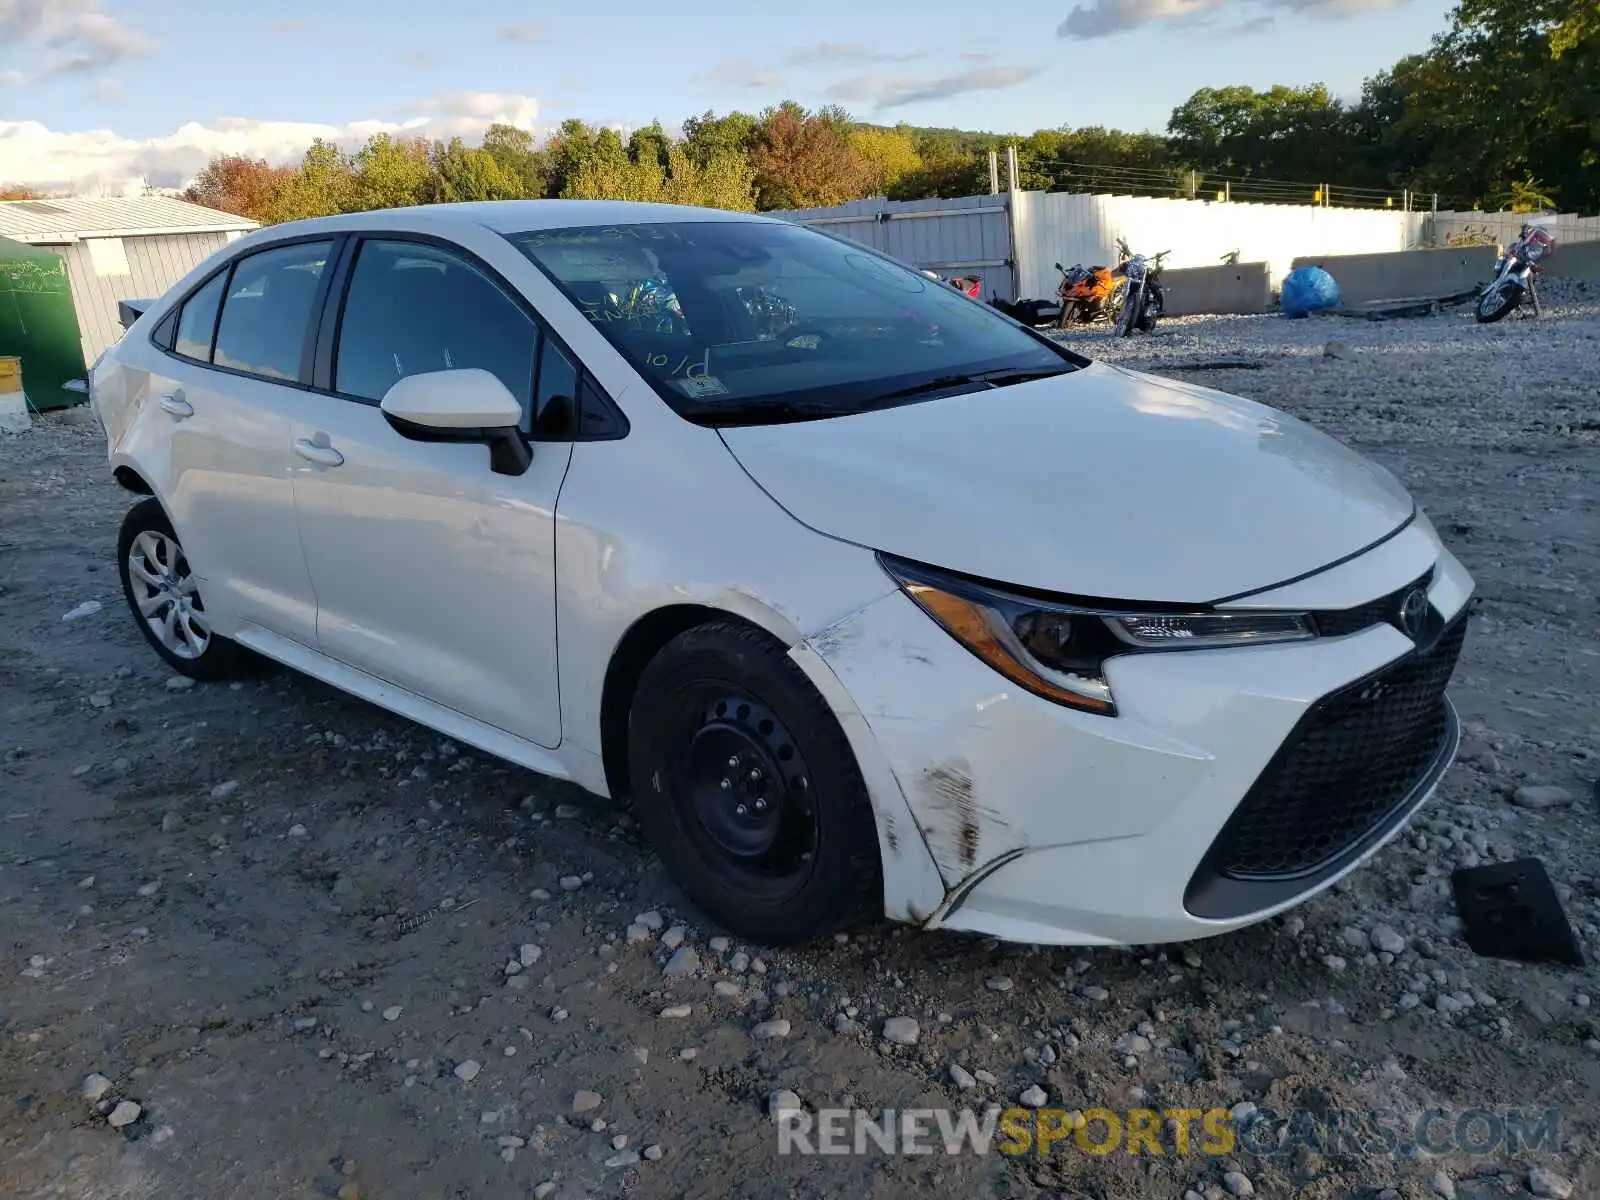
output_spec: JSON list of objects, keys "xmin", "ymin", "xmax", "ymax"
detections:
[{"xmin": 380, "ymin": 369, "xmax": 532, "ymax": 476}]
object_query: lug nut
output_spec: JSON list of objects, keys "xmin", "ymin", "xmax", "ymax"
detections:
[
  {"xmin": 735, "ymin": 804, "xmax": 748, "ymax": 816},
  {"xmin": 719, "ymin": 777, "xmax": 731, "ymax": 789},
  {"xmin": 753, "ymin": 799, "xmax": 767, "ymax": 813}
]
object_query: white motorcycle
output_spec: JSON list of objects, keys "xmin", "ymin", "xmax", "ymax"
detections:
[{"xmin": 1476, "ymin": 222, "xmax": 1556, "ymax": 324}]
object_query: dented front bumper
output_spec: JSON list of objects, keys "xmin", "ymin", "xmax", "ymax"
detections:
[{"xmin": 800, "ymin": 545, "xmax": 1475, "ymax": 946}]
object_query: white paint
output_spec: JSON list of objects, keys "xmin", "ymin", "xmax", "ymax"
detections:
[
  {"xmin": 96, "ymin": 199, "xmax": 1477, "ymax": 947},
  {"xmin": 720, "ymin": 361, "xmax": 1414, "ymax": 604},
  {"xmin": 1012, "ymin": 191, "xmax": 1428, "ymax": 298},
  {"xmin": 86, "ymin": 237, "xmax": 131, "ymax": 278},
  {"xmin": 380, "ymin": 369, "xmax": 522, "ymax": 429}
]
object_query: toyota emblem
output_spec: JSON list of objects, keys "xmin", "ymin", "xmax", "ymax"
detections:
[{"xmin": 1398, "ymin": 586, "xmax": 1430, "ymax": 639}]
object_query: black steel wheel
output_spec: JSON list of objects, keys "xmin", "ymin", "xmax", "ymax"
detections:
[
  {"xmin": 679, "ymin": 690, "xmax": 817, "ymax": 879},
  {"xmin": 627, "ymin": 621, "xmax": 882, "ymax": 944}
]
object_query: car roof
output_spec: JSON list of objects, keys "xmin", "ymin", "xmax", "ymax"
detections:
[{"xmin": 251, "ymin": 200, "xmax": 781, "ymax": 242}]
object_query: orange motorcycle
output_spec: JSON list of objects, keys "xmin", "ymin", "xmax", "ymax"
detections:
[{"xmin": 1053, "ymin": 258, "xmax": 1126, "ymax": 327}]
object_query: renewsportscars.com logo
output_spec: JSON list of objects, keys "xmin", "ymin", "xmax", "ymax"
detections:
[{"xmin": 774, "ymin": 1105, "xmax": 1561, "ymax": 1159}]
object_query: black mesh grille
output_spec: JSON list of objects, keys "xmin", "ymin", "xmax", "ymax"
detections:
[
  {"xmin": 1312, "ymin": 570, "xmax": 1433, "ymax": 638},
  {"xmin": 1206, "ymin": 613, "xmax": 1468, "ymax": 881}
]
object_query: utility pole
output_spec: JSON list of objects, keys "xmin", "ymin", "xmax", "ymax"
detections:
[{"xmin": 988, "ymin": 150, "xmax": 1000, "ymax": 195}]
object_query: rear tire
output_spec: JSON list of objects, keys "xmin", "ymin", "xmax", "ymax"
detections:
[
  {"xmin": 1476, "ymin": 279, "xmax": 1521, "ymax": 324},
  {"xmin": 117, "ymin": 498, "xmax": 252, "ymax": 681},
  {"xmin": 626, "ymin": 621, "xmax": 882, "ymax": 945}
]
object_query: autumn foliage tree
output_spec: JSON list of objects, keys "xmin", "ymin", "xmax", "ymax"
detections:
[
  {"xmin": 749, "ymin": 102, "xmax": 868, "ymax": 210},
  {"xmin": 181, "ymin": 156, "xmax": 294, "ymax": 224}
]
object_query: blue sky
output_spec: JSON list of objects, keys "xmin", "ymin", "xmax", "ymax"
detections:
[{"xmin": 2, "ymin": 0, "xmax": 1456, "ymax": 191}]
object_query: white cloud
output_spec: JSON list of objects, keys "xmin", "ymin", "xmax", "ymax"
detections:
[
  {"xmin": 1, "ymin": 2, "xmax": 156, "ymax": 76},
  {"xmin": 0, "ymin": 92, "xmax": 542, "ymax": 193},
  {"xmin": 825, "ymin": 64, "xmax": 1042, "ymax": 110},
  {"xmin": 47, "ymin": 10, "xmax": 155, "ymax": 74},
  {"xmin": 1057, "ymin": 0, "xmax": 1404, "ymax": 37},
  {"xmin": 0, "ymin": 68, "xmax": 24, "ymax": 87},
  {"xmin": 785, "ymin": 43, "xmax": 927, "ymax": 67},
  {"xmin": 701, "ymin": 58, "xmax": 787, "ymax": 90},
  {"xmin": 499, "ymin": 21, "xmax": 543, "ymax": 43}
]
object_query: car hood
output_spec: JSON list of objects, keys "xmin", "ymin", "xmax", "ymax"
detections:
[{"xmin": 717, "ymin": 360, "xmax": 1414, "ymax": 604}]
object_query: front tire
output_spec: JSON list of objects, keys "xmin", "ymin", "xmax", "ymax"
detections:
[
  {"xmin": 1115, "ymin": 281, "xmax": 1142, "ymax": 337},
  {"xmin": 117, "ymin": 498, "xmax": 252, "ymax": 681},
  {"xmin": 1476, "ymin": 278, "xmax": 1521, "ymax": 324},
  {"xmin": 626, "ymin": 621, "xmax": 882, "ymax": 945}
]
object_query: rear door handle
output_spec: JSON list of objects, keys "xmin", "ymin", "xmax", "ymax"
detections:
[
  {"xmin": 159, "ymin": 395, "xmax": 193, "ymax": 418},
  {"xmin": 294, "ymin": 438, "xmax": 345, "ymax": 468}
]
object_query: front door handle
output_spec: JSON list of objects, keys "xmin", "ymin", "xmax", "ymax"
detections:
[
  {"xmin": 159, "ymin": 395, "xmax": 193, "ymax": 418},
  {"xmin": 294, "ymin": 438, "xmax": 345, "ymax": 468}
]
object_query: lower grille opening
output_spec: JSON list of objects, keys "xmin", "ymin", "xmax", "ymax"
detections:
[{"xmin": 1185, "ymin": 612, "xmax": 1468, "ymax": 919}]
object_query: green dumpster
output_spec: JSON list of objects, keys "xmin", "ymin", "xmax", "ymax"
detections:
[{"xmin": 0, "ymin": 236, "xmax": 87, "ymax": 412}]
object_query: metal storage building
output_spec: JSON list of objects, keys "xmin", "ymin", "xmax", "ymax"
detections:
[{"xmin": 0, "ymin": 196, "xmax": 257, "ymax": 371}]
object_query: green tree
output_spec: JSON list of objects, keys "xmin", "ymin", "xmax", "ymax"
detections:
[
  {"xmin": 681, "ymin": 110, "xmax": 760, "ymax": 167},
  {"xmin": 350, "ymin": 134, "xmax": 431, "ymax": 211},
  {"xmin": 850, "ymin": 126, "xmax": 923, "ymax": 197},
  {"xmin": 1167, "ymin": 85, "xmax": 1358, "ymax": 187},
  {"xmin": 424, "ymin": 139, "xmax": 527, "ymax": 203},
  {"xmin": 481, "ymin": 123, "xmax": 550, "ymax": 197},
  {"xmin": 271, "ymin": 139, "xmax": 357, "ymax": 221},
  {"xmin": 561, "ymin": 127, "xmax": 664, "ymax": 202}
]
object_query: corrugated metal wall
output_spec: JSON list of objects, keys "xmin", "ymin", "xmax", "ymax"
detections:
[
  {"xmin": 50, "ymin": 231, "xmax": 235, "ymax": 364},
  {"xmin": 776, "ymin": 195, "xmax": 1017, "ymax": 301}
]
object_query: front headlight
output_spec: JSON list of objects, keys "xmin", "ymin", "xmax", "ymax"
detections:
[{"xmin": 880, "ymin": 555, "xmax": 1316, "ymax": 717}]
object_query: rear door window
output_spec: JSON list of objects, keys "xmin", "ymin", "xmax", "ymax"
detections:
[{"xmin": 212, "ymin": 241, "xmax": 332, "ymax": 382}]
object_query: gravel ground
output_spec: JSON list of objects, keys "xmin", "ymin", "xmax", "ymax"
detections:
[{"xmin": 2, "ymin": 290, "xmax": 1598, "ymax": 1200}]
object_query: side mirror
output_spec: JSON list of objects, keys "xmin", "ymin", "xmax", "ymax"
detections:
[{"xmin": 380, "ymin": 369, "xmax": 532, "ymax": 476}]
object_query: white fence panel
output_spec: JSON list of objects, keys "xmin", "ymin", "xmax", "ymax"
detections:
[{"xmin": 1012, "ymin": 192, "xmax": 1423, "ymax": 298}]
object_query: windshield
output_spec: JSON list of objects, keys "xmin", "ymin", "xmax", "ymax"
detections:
[{"xmin": 510, "ymin": 220, "xmax": 1081, "ymax": 426}]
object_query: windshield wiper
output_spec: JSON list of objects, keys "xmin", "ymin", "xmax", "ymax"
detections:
[
  {"xmin": 863, "ymin": 366, "xmax": 1073, "ymax": 406},
  {"xmin": 681, "ymin": 398, "xmax": 859, "ymax": 427}
]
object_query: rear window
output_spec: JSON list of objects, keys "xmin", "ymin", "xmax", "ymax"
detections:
[{"xmin": 511, "ymin": 221, "xmax": 1073, "ymax": 424}]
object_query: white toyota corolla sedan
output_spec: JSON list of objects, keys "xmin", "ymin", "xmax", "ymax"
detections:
[{"xmin": 90, "ymin": 200, "xmax": 1474, "ymax": 947}]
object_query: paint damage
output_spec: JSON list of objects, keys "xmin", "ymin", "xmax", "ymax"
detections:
[
  {"xmin": 799, "ymin": 593, "xmax": 1033, "ymax": 927},
  {"xmin": 915, "ymin": 758, "xmax": 1014, "ymax": 879}
]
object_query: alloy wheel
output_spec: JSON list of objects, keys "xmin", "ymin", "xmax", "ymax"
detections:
[{"xmin": 125, "ymin": 530, "xmax": 210, "ymax": 660}]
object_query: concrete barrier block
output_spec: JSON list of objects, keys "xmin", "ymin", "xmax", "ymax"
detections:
[
  {"xmin": 1160, "ymin": 263, "xmax": 1271, "ymax": 316},
  {"xmin": 1546, "ymin": 238, "xmax": 1600, "ymax": 283},
  {"xmin": 1289, "ymin": 246, "xmax": 1499, "ymax": 305}
]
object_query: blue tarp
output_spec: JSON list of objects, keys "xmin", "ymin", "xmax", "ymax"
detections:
[{"xmin": 1281, "ymin": 266, "xmax": 1341, "ymax": 319}]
